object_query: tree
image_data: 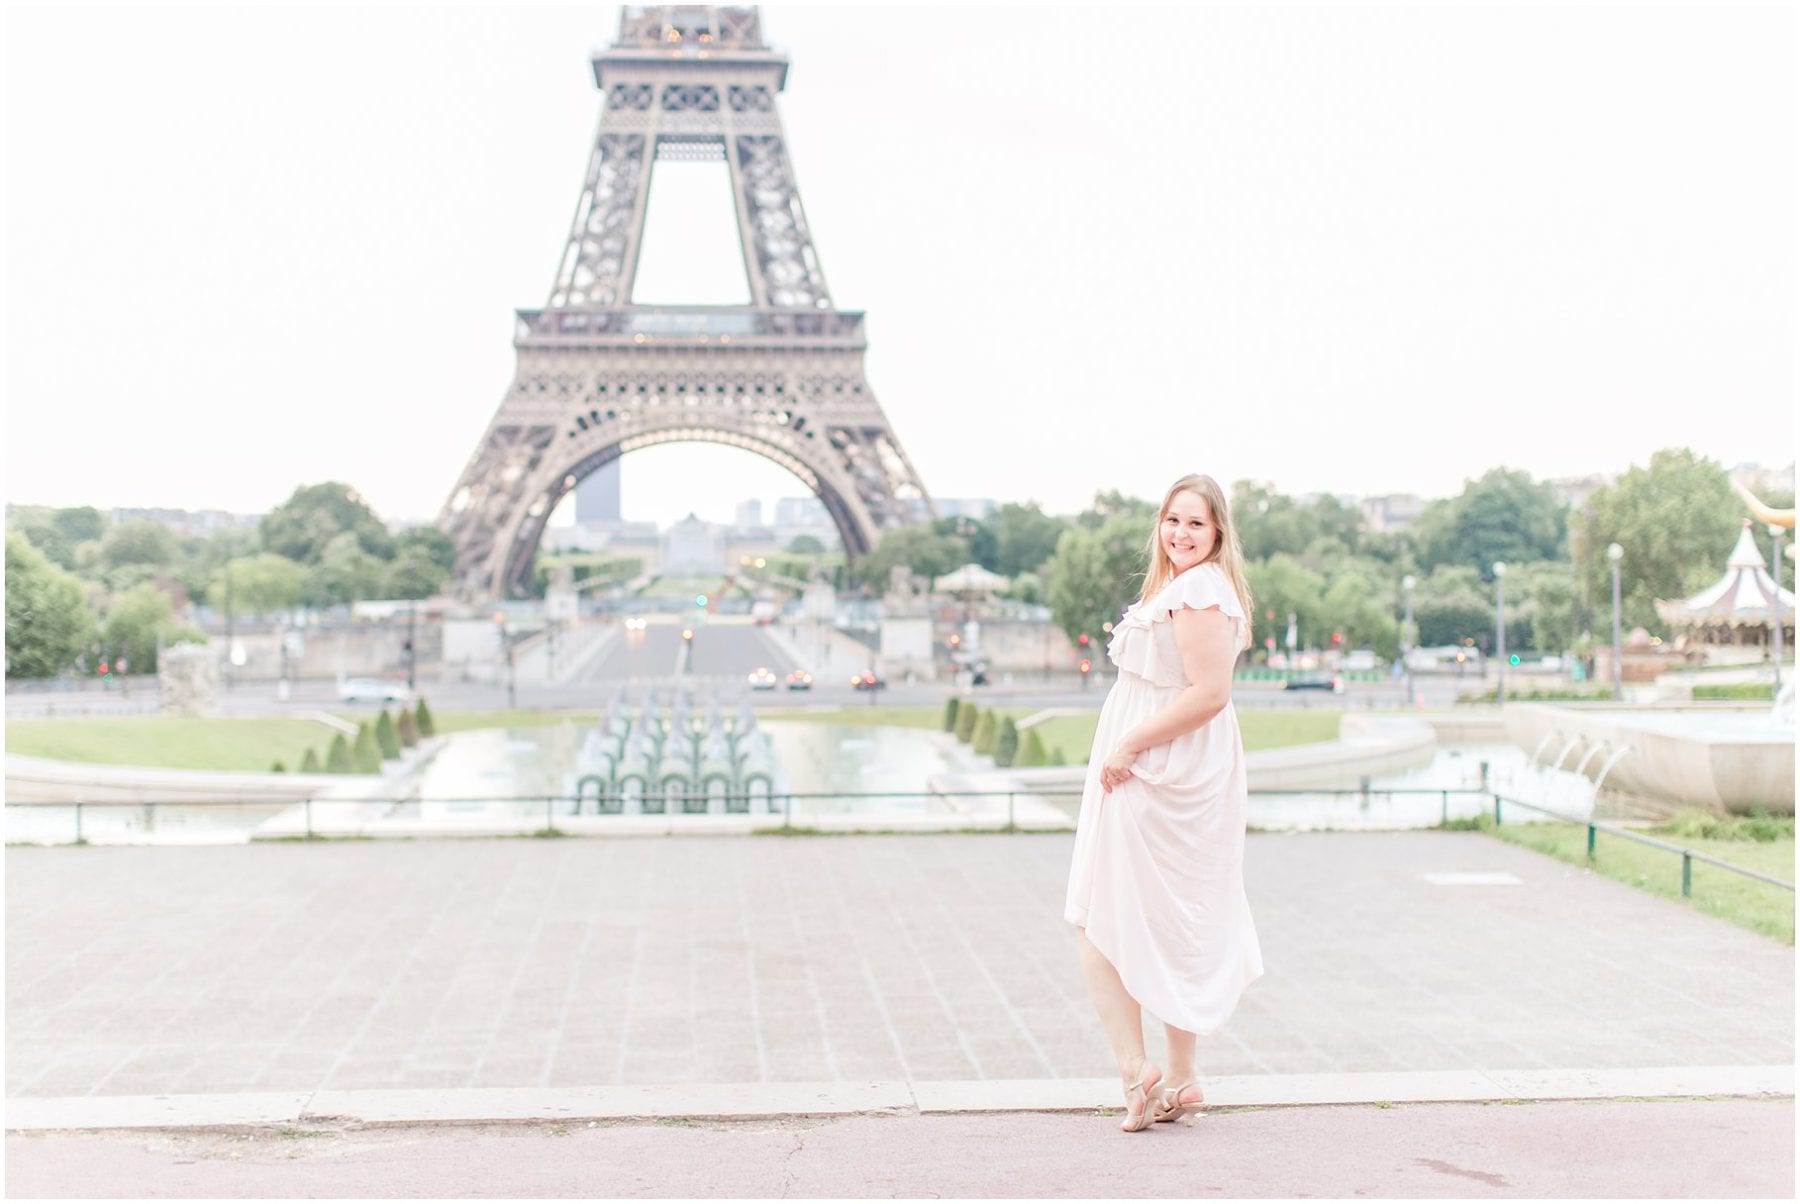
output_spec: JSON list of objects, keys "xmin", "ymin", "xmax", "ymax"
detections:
[
  {"xmin": 786, "ymin": 533, "xmax": 827, "ymax": 555},
  {"xmin": 101, "ymin": 584, "xmax": 179, "ymax": 673},
  {"xmin": 375, "ymin": 708, "xmax": 401, "ymax": 759},
  {"xmin": 1017, "ymin": 728, "xmax": 1047, "ymax": 768},
  {"xmin": 97, "ymin": 520, "xmax": 179, "ymax": 591},
  {"xmin": 855, "ymin": 525, "xmax": 967, "ymax": 591},
  {"xmin": 971, "ymin": 709, "xmax": 998, "ymax": 755},
  {"xmin": 992, "ymin": 502, "xmax": 1067, "ymax": 577},
  {"xmin": 385, "ymin": 548, "xmax": 448, "ymax": 601},
  {"xmin": 943, "ymin": 697, "xmax": 961, "ymax": 732},
  {"xmin": 1416, "ymin": 468, "xmax": 1567, "ymax": 577},
  {"xmin": 415, "ymin": 698, "xmax": 437, "ymax": 737},
  {"xmin": 1319, "ymin": 572, "xmax": 1398, "ymax": 659},
  {"xmin": 1002, "ymin": 571, "xmax": 1045, "ymax": 606},
  {"xmin": 1574, "ymin": 449, "xmax": 1743, "ymax": 634},
  {"xmin": 303, "ymin": 531, "xmax": 385, "ymax": 607},
  {"xmin": 396, "ymin": 708, "xmax": 420, "ymax": 748},
  {"xmin": 207, "ymin": 554, "xmax": 303, "ymax": 617},
  {"xmin": 1046, "ymin": 511, "xmax": 1153, "ymax": 646},
  {"xmin": 1245, "ymin": 555, "xmax": 1327, "ymax": 653},
  {"xmin": 394, "ymin": 526, "xmax": 457, "ymax": 573},
  {"xmin": 6, "ymin": 532, "xmax": 97, "ymax": 678},
  {"xmin": 261, "ymin": 481, "xmax": 393, "ymax": 564},
  {"xmin": 300, "ymin": 748, "xmax": 321, "ymax": 773},
  {"xmin": 352, "ymin": 723, "xmax": 381, "ymax": 773},
  {"xmin": 995, "ymin": 717, "xmax": 1020, "ymax": 767},
  {"xmin": 325, "ymin": 733, "xmax": 353, "ymax": 773},
  {"xmin": 7, "ymin": 506, "xmax": 104, "ymax": 570},
  {"xmin": 955, "ymin": 702, "xmax": 979, "ymax": 743}
]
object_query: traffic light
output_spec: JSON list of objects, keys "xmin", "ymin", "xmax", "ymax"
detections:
[
  {"xmin": 681, "ymin": 628, "xmax": 694, "ymax": 642},
  {"xmin": 694, "ymin": 594, "xmax": 708, "ymax": 608},
  {"xmin": 1077, "ymin": 633, "xmax": 1089, "ymax": 646},
  {"xmin": 1331, "ymin": 632, "xmax": 1343, "ymax": 646},
  {"xmin": 1509, "ymin": 654, "xmax": 1520, "ymax": 666},
  {"xmin": 1079, "ymin": 658, "xmax": 1092, "ymax": 674},
  {"xmin": 97, "ymin": 660, "xmax": 110, "ymax": 678}
]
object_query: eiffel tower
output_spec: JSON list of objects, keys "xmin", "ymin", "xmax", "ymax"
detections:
[{"xmin": 441, "ymin": 5, "xmax": 933, "ymax": 600}]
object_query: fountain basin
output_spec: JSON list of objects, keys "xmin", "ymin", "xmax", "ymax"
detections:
[{"xmin": 1504, "ymin": 704, "xmax": 1794, "ymax": 817}]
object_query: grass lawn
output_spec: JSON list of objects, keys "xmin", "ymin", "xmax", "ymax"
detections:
[
  {"xmin": 1477, "ymin": 812, "xmax": 1795, "ymax": 944},
  {"xmin": 6, "ymin": 717, "xmax": 352, "ymax": 773}
]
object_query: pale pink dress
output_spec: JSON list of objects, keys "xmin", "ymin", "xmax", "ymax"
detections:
[{"xmin": 1064, "ymin": 562, "xmax": 1263, "ymax": 1034}]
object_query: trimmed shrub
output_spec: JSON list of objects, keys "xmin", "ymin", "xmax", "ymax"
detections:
[
  {"xmin": 954, "ymin": 702, "xmax": 979, "ymax": 743},
  {"xmin": 415, "ymin": 697, "xmax": 437, "ymax": 737},
  {"xmin": 1046, "ymin": 743, "xmax": 1066, "ymax": 766},
  {"xmin": 1693, "ymin": 682, "xmax": 1776, "ymax": 701},
  {"xmin": 270, "ymin": 760, "xmax": 286, "ymax": 773},
  {"xmin": 352, "ymin": 723, "xmax": 381, "ymax": 773},
  {"xmin": 325, "ymin": 733, "xmax": 353, "ymax": 774},
  {"xmin": 972, "ymin": 709, "xmax": 998, "ymax": 755},
  {"xmin": 396, "ymin": 708, "xmax": 420, "ymax": 748},
  {"xmin": 374, "ymin": 708, "xmax": 401, "ymax": 759},
  {"xmin": 943, "ymin": 697, "xmax": 961, "ymax": 732},
  {"xmin": 1017, "ymin": 729, "xmax": 1047, "ymax": 767},
  {"xmin": 300, "ymin": 747, "xmax": 321, "ymax": 774},
  {"xmin": 995, "ymin": 717, "xmax": 1020, "ymax": 767}
]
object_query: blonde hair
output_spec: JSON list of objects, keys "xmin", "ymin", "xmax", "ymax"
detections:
[{"xmin": 1139, "ymin": 474, "xmax": 1255, "ymax": 650}]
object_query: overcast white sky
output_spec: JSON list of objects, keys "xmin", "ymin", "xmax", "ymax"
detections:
[{"xmin": 4, "ymin": 2, "xmax": 1795, "ymax": 529}]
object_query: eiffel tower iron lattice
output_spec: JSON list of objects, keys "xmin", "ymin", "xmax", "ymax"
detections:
[{"xmin": 440, "ymin": 5, "xmax": 933, "ymax": 600}]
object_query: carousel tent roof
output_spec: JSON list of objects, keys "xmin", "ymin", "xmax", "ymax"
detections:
[
  {"xmin": 934, "ymin": 563, "xmax": 1010, "ymax": 593},
  {"xmin": 1654, "ymin": 521, "xmax": 1794, "ymax": 627}
]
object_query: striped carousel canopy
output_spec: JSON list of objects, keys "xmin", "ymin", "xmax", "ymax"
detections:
[{"xmin": 1654, "ymin": 520, "xmax": 1794, "ymax": 628}]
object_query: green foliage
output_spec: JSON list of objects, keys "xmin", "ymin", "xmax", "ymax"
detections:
[
  {"xmin": 207, "ymin": 553, "xmax": 303, "ymax": 617},
  {"xmin": 786, "ymin": 534, "xmax": 827, "ymax": 555},
  {"xmin": 396, "ymin": 708, "xmax": 420, "ymax": 748},
  {"xmin": 325, "ymin": 733, "xmax": 353, "ymax": 774},
  {"xmin": 374, "ymin": 708, "xmax": 401, "ymax": 759},
  {"xmin": 299, "ymin": 747, "xmax": 321, "ymax": 774},
  {"xmin": 991, "ymin": 502, "xmax": 1067, "ymax": 576},
  {"xmin": 931, "ymin": 515, "xmax": 998, "ymax": 572},
  {"xmin": 954, "ymin": 702, "xmax": 979, "ymax": 743},
  {"xmin": 261, "ymin": 481, "xmax": 394, "ymax": 564},
  {"xmin": 856, "ymin": 524, "xmax": 969, "ymax": 591},
  {"xmin": 415, "ymin": 698, "xmax": 437, "ymax": 737},
  {"xmin": 1693, "ymin": 682, "xmax": 1776, "ymax": 700},
  {"xmin": 351, "ymin": 723, "xmax": 381, "ymax": 773},
  {"xmin": 1002, "ymin": 570, "xmax": 1045, "ymax": 606},
  {"xmin": 5, "ymin": 531, "xmax": 97, "ymax": 678},
  {"xmin": 385, "ymin": 548, "xmax": 447, "ymax": 601},
  {"xmin": 531, "ymin": 553, "xmax": 641, "ymax": 598},
  {"xmin": 1457, "ymin": 686, "xmax": 1612, "ymax": 703},
  {"xmin": 1573, "ymin": 449, "xmax": 1741, "ymax": 635},
  {"xmin": 994, "ymin": 717, "xmax": 1020, "ymax": 767},
  {"xmin": 1047, "ymin": 508, "xmax": 1152, "ymax": 647},
  {"xmin": 1046, "ymin": 744, "xmax": 1067, "ymax": 766},
  {"xmin": 7, "ymin": 505, "xmax": 104, "ymax": 570},
  {"xmin": 943, "ymin": 697, "xmax": 961, "ymax": 732},
  {"xmin": 1654, "ymin": 807, "xmax": 1792, "ymax": 843},
  {"xmin": 101, "ymin": 583, "xmax": 178, "ymax": 673},
  {"xmin": 271, "ymin": 760, "xmax": 286, "ymax": 773},
  {"xmin": 972, "ymin": 709, "xmax": 998, "ymax": 755},
  {"xmin": 98, "ymin": 519, "xmax": 180, "ymax": 577},
  {"xmin": 303, "ymin": 531, "xmax": 385, "ymax": 607},
  {"xmin": 394, "ymin": 526, "xmax": 457, "ymax": 573},
  {"xmin": 1017, "ymin": 728, "xmax": 1047, "ymax": 767},
  {"xmin": 1415, "ymin": 469, "xmax": 1568, "ymax": 576}
]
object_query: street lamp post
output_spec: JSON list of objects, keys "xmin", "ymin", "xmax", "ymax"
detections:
[
  {"xmin": 1607, "ymin": 542, "xmax": 1624, "ymax": 702},
  {"xmin": 1401, "ymin": 574, "xmax": 1416, "ymax": 707},
  {"xmin": 1770, "ymin": 526, "xmax": 1786, "ymax": 695},
  {"xmin": 223, "ymin": 561, "xmax": 236, "ymax": 692},
  {"xmin": 1493, "ymin": 562, "xmax": 1507, "ymax": 706}
]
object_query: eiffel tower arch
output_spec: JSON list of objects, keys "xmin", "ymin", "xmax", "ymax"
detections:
[{"xmin": 441, "ymin": 5, "xmax": 933, "ymax": 600}]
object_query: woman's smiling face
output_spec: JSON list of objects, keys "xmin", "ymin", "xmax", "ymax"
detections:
[{"xmin": 1161, "ymin": 489, "xmax": 1219, "ymax": 573}]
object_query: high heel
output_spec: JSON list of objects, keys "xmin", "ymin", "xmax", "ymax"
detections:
[
  {"xmin": 1151, "ymin": 1080, "xmax": 1204, "ymax": 1124},
  {"xmin": 1119, "ymin": 1062, "xmax": 1162, "ymax": 1133}
]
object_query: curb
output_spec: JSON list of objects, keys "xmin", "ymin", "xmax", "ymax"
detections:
[{"xmin": 6, "ymin": 1065, "xmax": 1791, "ymax": 1133}]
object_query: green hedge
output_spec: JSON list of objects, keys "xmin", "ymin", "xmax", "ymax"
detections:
[{"xmin": 1694, "ymin": 682, "xmax": 1776, "ymax": 700}]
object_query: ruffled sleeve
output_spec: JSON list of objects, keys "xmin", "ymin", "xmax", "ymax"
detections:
[{"xmin": 1106, "ymin": 565, "xmax": 1244, "ymax": 688}]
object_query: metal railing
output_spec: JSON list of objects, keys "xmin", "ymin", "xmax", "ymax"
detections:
[
  {"xmin": 1490, "ymin": 792, "xmax": 1795, "ymax": 896},
  {"xmin": 8, "ymin": 788, "xmax": 1793, "ymax": 902}
]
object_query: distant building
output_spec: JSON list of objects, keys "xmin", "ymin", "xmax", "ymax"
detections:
[
  {"xmin": 1359, "ymin": 494, "xmax": 1426, "ymax": 532},
  {"xmin": 774, "ymin": 496, "xmax": 829, "ymax": 527},
  {"xmin": 574, "ymin": 462, "xmax": 622, "ymax": 523},
  {"xmin": 1546, "ymin": 474, "xmax": 1612, "ymax": 512},
  {"xmin": 735, "ymin": 498, "xmax": 764, "ymax": 529},
  {"xmin": 933, "ymin": 498, "xmax": 997, "ymax": 521},
  {"xmin": 662, "ymin": 514, "xmax": 726, "ymax": 574}
]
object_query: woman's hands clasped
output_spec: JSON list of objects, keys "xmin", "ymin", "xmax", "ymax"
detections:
[{"xmin": 1099, "ymin": 745, "xmax": 1138, "ymax": 794}]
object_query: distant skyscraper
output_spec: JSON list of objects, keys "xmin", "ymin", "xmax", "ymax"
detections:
[
  {"xmin": 574, "ymin": 462, "xmax": 622, "ymax": 523},
  {"xmin": 736, "ymin": 498, "xmax": 764, "ymax": 530},
  {"xmin": 775, "ymin": 496, "xmax": 829, "ymax": 527}
]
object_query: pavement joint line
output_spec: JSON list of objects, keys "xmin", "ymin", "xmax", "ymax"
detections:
[{"xmin": 4, "ymin": 1065, "xmax": 1791, "ymax": 1133}]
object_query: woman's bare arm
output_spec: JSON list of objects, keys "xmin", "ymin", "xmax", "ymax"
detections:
[{"xmin": 1097, "ymin": 608, "xmax": 1238, "ymax": 792}]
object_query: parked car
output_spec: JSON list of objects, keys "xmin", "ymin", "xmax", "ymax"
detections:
[
  {"xmin": 1282, "ymin": 671, "xmax": 1344, "ymax": 694},
  {"xmin": 850, "ymin": 671, "xmax": 886, "ymax": 691},
  {"xmin": 339, "ymin": 678, "xmax": 411, "ymax": 703},
  {"xmin": 747, "ymin": 667, "xmax": 778, "ymax": 690},
  {"xmin": 784, "ymin": 669, "xmax": 814, "ymax": 690},
  {"xmin": 624, "ymin": 616, "xmax": 648, "ymax": 632}
]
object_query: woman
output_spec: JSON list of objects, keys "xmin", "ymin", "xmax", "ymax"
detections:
[{"xmin": 1064, "ymin": 473, "xmax": 1263, "ymax": 1133}]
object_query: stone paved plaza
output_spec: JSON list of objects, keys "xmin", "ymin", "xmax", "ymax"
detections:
[{"xmin": 6, "ymin": 832, "xmax": 1792, "ymax": 1098}]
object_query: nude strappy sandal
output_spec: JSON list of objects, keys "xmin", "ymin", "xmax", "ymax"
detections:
[
  {"xmin": 1151, "ymin": 1081, "xmax": 1205, "ymax": 1123},
  {"xmin": 1119, "ymin": 1062, "xmax": 1163, "ymax": 1133}
]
